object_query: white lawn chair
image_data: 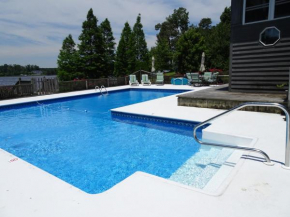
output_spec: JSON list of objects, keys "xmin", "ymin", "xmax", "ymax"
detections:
[
  {"xmin": 129, "ymin": 74, "xmax": 139, "ymax": 86},
  {"xmin": 141, "ymin": 74, "xmax": 151, "ymax": 86},
  {"xmin": 156, "ymin": 72, "xmax": 164, "ymax": 85}
]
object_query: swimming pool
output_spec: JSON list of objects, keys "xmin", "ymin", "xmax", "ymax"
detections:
[{"xmin": 0, "ymin": 89, "xmax": 232, "ymax": 194}]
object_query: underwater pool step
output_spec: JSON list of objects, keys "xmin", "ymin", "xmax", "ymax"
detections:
[{"xmin": 169, "ymin": 147, "xmax": 233, "ymax": 188}]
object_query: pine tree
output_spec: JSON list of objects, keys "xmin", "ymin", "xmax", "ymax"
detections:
[
  {"xmin": 153, "ymin": 38, "xmax": 172, "ymax": 71},
  {"xmin": 131, "ymin": 14, "xmax": 149, "ymax": 71},
  {"xmin": 78, "ymin": 8, "xmax": 105, "ymax": 78},
  {"xmin": 114, "ymin": 22, "xmax": 133, "ymax": 76},
  {"xmin": 57, "ymin": 34, "xmax": 78, "ymax": 81},
  {"xmin": 100, "ymin": 18, "xmax": 115, "ymax": 77},
  {"xmin": 174, "ymin": 28, "xmax": 205, "ymax": 72}
]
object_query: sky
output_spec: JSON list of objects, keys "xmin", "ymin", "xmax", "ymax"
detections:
[{"xmin": 0, "ymin": 0, "xmax": 231, "ymax": 68}]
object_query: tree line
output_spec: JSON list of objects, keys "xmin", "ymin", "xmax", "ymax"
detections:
[
  {"xmin": 57, "ymin": 9, "xmax": 149, "ymax": 81},
  {"xmin": 58, "ymin": 7, "xmax": 231, "ymax": 81},
  {"xmin": 152, "ymin": 7, "xmax": 231, "ymax": 73},
  {"xmin": 0, "ymin": 64, "xmax": 40, "ymax": 76},
  {"xmin": 0, "ymin": 64, "xmax": 57, "ymax": 76}
]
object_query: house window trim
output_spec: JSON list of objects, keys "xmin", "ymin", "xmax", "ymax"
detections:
[
  {"xmin": 243, "ymin": 0, "xmax": 290, "ymax": 25},
  {"xmin": 259, "ymin": 26, "xmax": 281, "ymax": 46}
]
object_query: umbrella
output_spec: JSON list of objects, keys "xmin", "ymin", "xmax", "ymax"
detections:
[{"xmin": 199, "ymin": 52, "xmax": 205, "ymax": 72}]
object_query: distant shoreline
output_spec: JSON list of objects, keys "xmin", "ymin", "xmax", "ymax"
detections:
[{"xmin": 0, "ymin": 75, "xmax": 57, "ymax": 86}]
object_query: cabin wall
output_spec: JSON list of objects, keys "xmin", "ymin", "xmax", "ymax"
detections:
[{"xmin": 230, "ymin": 0, "xmax": 290, "ymax": 93}]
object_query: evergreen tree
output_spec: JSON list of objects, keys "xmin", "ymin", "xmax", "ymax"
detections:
[
  {"xmin": 100, "ymin": 18, "xmax": 116, "ymax": 77},
  {"xmin": 78, "ymin": 8, "xmax": 105, "ymax": 78},
  {"xmin": 57, "ymin": 34, "xmax": 78, "ymax": 80},
  {"xmin": 155, "ymin": 7, "xmax": 189, "ymax": 52},
  {"xmin": 114, "ymin": 22, "xmax": 134, "ymax": 76},
  {"xmin": 131, "ymin": 14, "xmax": 150, "ymax": 71},
  {"xmin": 154, "ymin": 7, "xmax": 189, "ymax": 70},
  {"xmin": 174, "ymin": 28, "xmax": 205, "ymax": 73},
  {"xmin": 206, "ymin": 7, "xmax": 231, "ymax": 71},
  {"xmin": 152, "ymin": 38, "xmax": 172, "ymax": 71}
]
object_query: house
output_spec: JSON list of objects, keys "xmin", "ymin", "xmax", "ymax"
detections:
[{"xmin": 229, "ymin": 0, "xmax": 290, "ymax": 93}]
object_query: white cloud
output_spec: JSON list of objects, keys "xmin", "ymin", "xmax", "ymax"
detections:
[{"xmin": 0, "ymin": 0, "xmax": 230, "ymax": 67}]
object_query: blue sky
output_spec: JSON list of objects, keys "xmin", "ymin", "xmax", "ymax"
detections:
[{"xmin": 0, "ymin": 0, "xmax": 231, "ymax": 68}]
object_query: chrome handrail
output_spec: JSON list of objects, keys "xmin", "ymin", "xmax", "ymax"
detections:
[
  {"xmin": 101, "ymin": 85, "xmax": 108, "ymax": 95},
  {"xmin": 193, "ymin": 102, "xmax": 290, "ymax": 169},
  {"xmin": 95, "ymin": 86, "xmax": 103, "ymax": 95}
]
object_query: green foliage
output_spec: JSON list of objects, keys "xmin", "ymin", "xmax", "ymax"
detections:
[
  {"xmin": 57, "ymin": 70, "xmax": 85, "ymax": 81},
  {"xmin": 57, "ymin": 34, "xmax": 78, "ymax": 78},
  {"xmin": 100, "ymin": 18, "xmax": 116, "ymax": 76},
  {"xmin": 114, "ymin": 22, "xmax": 134, "ymax": 76},
  {"xmin": 155, "ymin": 7, "xmax": 189, "ymax": 70},
  {"xmin": 155, "ymin": 7, "xmax": 189, "ymax": 50},
  {"xmin": 131, "ymin": 14, "xmax": 150, "ymax": 71},
  {"xmin": 151, "ymin": 39, "xmax": 172, "ymax": 71},
  {"xmin": 78, "ymin": 8, "xmax": 105, "ymax": 78},
  {"xmin": 174, "ymin": 28, "xmax": 206, "ymax": 72},
  {"xmin": 198, "ymin": 18, "xmax": 212, "ymax": 30},
  {"xmin": 0, "ymin": 64, "xmax": 40, "ymax": 76},
  {"xmin": 205, "ymin": 7, "xmax": 231, "ymax": 71},
  {"xmin": 220, "ymin": 7, "xmax": 231, "ymax": 24}
]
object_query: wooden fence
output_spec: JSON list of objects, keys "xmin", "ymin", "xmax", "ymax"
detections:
[
  {"xmin": 0, "ymin": 77, "xmax": 128, "ymax": 100},
  {"xmin": 0, "ymin": 75, "xmax": 229, "ymax": 100},
  {"xmin": 0, "ymin": 84, "xmax": 34, "ymax": 99}
]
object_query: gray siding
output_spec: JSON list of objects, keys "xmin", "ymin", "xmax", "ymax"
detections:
[
  {"xmin": 230, "ymin": 37, "xmax": 290, "ymax": 93},
  {"xmin": 230, "ymin": 0, "xmax": 290, "ymax": 93}
]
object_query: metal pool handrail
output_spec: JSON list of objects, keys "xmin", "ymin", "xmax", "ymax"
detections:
[
  {"xmin": 193, "ymin": 102, "xmax": 290, "ymax": 169},
  {"xmin": 101, "ymin": 85, "xmax": 108, "ymax": 95}
]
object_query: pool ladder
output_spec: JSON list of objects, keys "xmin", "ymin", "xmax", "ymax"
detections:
[
  {"xmin": 95, "ymin": 85, "xmax": 108, "ymax": 95},
  {"xmin": 193, "ymin": 102, "xmax": 290, "ymax": 169}
]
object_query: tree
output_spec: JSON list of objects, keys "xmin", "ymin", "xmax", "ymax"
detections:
[
  {"xmin": 174, "ymin": 28, "xmax": 205, "ymax": 73},
  {"xmin": 198, "ymin": 18, "xmax": 212, "ymax": 30},
  {"xmin": 131, "ymin": 14, "xmax": 150, "ymax": 71},
  {"xmin": 114, "ymin": 22, "xmax": 134, "ymax": 76},
  {"xmin": 78, "ymin": 8, "xmax": 105, "ymax": 78},
  {"xmin": 57, "ymin": 34, "xmax": 78, "ymax": 80},
  {"xmin": 100, "ymin": 18, "xmax": 116, "ymax": 77},
  {"xmin": 155, "ymin": 7, "xmax": 189, "ymax": 51},
  {"xmin": 151, "ymin": 39, "xmax": 172, "ymax": 71},
  {"xmin": 206, "ymin": 7, "xmax": 231, "ymax": 71},
  {"xmin": 154, "ymin": 7, "xmax": 189, "ymax": 69}
]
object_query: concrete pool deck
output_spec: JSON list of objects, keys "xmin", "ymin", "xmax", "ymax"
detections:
[{"xmin": 1, "ymin": 85, "xmax": 289, "ymax": 217}]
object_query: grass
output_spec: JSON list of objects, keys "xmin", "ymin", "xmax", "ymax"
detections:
[{"xmin": 164, "ymin": 72, "xmax": 176, "ymax": 76}]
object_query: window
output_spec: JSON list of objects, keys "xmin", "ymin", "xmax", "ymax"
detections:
[
  {"xmin": 245, "ymin": 0, "xmax": 270, "ymax": 23},
  {"xmin": 244, "ymin": 0, "xmax": 290, "ymax": 24},
  {"xmin": 260, "ymin": 27, "xmax": 280, "ymax": 46},
  {"xmin": 275, "ymin": 0, "xmax": 290, "ymax": 18}
]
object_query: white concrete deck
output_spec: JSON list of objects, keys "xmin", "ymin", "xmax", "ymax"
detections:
[{"xmin": 1, "ymin": 85, "xmax": 289, "ymax": 217}]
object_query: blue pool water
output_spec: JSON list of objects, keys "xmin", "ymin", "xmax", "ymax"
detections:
[{"xmin": 0, "ymin": 89, "xmax": 231, "ymax": 193}]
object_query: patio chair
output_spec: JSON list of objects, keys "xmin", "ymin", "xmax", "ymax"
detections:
[
  {"xmin": 129, "ymin": 74, "xmax": 139, "ymax": 86},
  {"xmin": 191, "ymin": 73, "xmax": 202, "ymax": 86},
  {"xmin": 186, "ymin": 72, "xmax": 192, "ymax": 85},
  {"xmin": 141, "ymin": 74, "xmax": 151, "ymax": 86},
  {"xmin": 156, "ymin": 72, "xmax": 164, "ymax": 85},
  {"xmin": 208, "ymin": 72, "xmax": 219, "ymax": 85},
  {"xmin": 203, "ymin": 72, "xmax": 213, "ymax": 82}
]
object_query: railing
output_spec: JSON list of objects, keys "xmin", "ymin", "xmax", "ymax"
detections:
[
  {"xmin": 193, "ymin": 102, "xmax": 290, "ymax": 169},
  {"xmin": 95, "ymin": 86, "xmax": 102, "ymax": 95},
  {"xmin": 101, "ymin": 85, "xmax": 108, "ymax": 95}
]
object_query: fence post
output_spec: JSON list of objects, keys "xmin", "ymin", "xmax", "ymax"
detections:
[
  {"xmin": 86, "ymin": 80, "xmax": 88, "ymax": 89},
  {"xmin": 18, "ymin": 78, "xmax": 22, "ymax": 95},
  {"xmin": 107, "ymin": 78, "xmax": 109, "ymax": 87}
]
